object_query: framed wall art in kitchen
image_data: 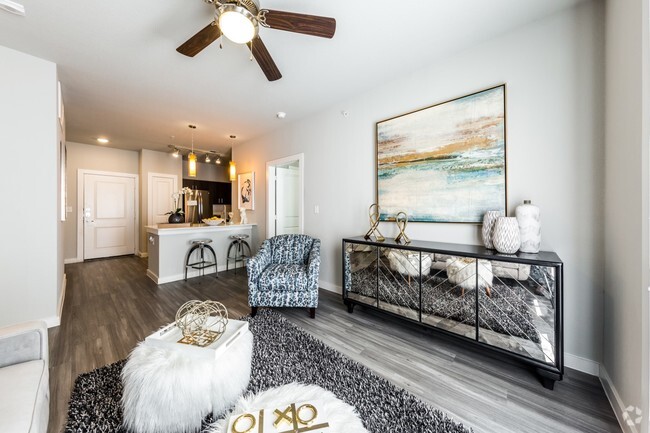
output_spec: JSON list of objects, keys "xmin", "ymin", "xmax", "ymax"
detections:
[
  {"xmin": 238, "ymin": 171, "xmax": 255, "ymax": 211},
  {"xmin": 376, "ymin": 84, "xmax": 507, "ymax": 223}
]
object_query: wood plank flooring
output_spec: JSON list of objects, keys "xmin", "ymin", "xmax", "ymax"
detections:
[{"xmin": 48, "ymin": 255, "xmax": 620, "ymax": 433}]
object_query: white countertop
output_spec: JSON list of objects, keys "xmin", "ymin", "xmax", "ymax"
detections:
[{"xmin": 145, "ymin": 223, "xmax": 256, "ymax": 236}]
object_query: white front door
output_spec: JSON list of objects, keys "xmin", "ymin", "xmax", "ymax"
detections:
[
  {"xmin": 276, "ymin": 165, "xmax": 300, "ymax": 235},
  {"xmin": 149, "ymin": 173, "xmax": 178, "ymax": 226},
  {"xmin": 83, "ymin": 173, "xmax": 136, "ymax": 259},
  {"xmin": 266, "ymin": 154, "xmax": 304, "ymax": 238}
]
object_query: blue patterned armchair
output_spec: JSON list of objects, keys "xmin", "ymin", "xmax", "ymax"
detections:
[{"xmin": 247, "ymin": 234, "xmax": 321, "ymax": 318}]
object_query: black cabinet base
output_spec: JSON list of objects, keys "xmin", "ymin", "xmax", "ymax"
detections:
[{"xmin": 537, "ymin": 368, "xmax": 561, "ymax": 390}]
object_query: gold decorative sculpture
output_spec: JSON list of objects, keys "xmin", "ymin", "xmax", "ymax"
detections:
[
  {"xmin": 394, "ymin": 211, "xmax": 411, "ymax": 244},
  {"xmin": 175, "ymin": 300, "xmax": 228, "ymax": 347},
  {"xmin": 364, "ymin": 204, "xmax": 385, "ymax": 242}
]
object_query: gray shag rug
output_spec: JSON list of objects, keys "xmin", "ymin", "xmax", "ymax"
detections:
[
  {"xmin": 65, "ymin": 310, "xmax": 472, "ymax": 433},
  {"xmin": 351, "ymin": 263, "xmax": 540, "ymax": 343}
]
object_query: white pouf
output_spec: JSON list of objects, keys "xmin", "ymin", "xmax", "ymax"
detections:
[
  {"xmin": 121, "ymin": 329, "xmax": 253, "ymax": 433},
  {"xmin": 386, "ymin": 250, "xmax": 433, "ymax": 277},
  {"xmin": 208, "ymin": 383, "xmax": 368, "ymax": 433},
  {"xmin": 446, "ymin": 258, "xmax": 493, "ymax": 296}
]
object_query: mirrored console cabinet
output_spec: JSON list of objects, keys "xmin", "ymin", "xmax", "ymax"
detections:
[{"xmin": 342, "ymin": 236, "xmax": 564, "ymax": 389}]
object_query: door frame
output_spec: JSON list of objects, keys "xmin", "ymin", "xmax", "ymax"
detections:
[
  {"xmin": 147, "ymin": 172, "xmax": 178, "ymax": 226},
  {"xmin": 266, "ymin": 153, "xmax": 304, "ymax": 238},
  {"xmin": 76, "ymin": 169, "xmax": 139, "ymax": 261}
]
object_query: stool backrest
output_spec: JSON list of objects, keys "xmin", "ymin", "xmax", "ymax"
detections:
[{"xmin": 269, "ymin": 234, "xmax": 315, "ymax": 265}]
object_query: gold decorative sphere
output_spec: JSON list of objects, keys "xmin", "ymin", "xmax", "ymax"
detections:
[{"xmin": 175, "ymin": 300, "xmax": 228, "ymax": 346}]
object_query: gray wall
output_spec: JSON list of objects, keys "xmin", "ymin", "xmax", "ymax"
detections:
[
  {"xmin": 182, "ymin": 160, "xmax": 229, "ymax": 182},
  {"xmin": 0, "ymin": 46, "xmax": 61, "ymax": 326},
  {"xmin": 233, "ymin": 2, "xmax": 605, "ymax": 371},
  {"xmin": 603, "ymin": 0, "xmax": 650, "ymax": 431}
]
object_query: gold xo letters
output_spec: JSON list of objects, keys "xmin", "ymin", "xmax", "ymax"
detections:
[{"xmin": 231, "ymin": 402, "xmax": 329, "ymax": 433}]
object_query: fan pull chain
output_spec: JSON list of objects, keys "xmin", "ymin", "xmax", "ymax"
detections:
[{"xmin": 249, "ymin": 40, "xmax": 253, "ymax": 61}]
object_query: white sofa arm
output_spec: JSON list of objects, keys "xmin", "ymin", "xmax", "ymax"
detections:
[{"xmin": 0, "ymin": 320, "xmax": 48, "ymax": 368}]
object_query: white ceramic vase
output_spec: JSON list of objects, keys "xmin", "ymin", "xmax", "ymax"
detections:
[
  {"xmin": 492, "ymin": 217, "xmax": 521, "ymax": 254},
  {"xmin": 515, "ymin": 200, "xmax": 541, "ymax": 253},
  {"xmin": 239, "ymin": 208, "xmax": 248, "ymax": 225},
  {"xmin": 482, "ymin": 210, "xmax": 504, "ymax": 249}
]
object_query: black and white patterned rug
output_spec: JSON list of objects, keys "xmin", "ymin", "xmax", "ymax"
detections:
[{"xmin": 65, "ymin": 310, "xmax": 472, "ymax": 433}]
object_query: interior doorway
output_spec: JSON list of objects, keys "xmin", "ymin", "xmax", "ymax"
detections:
[
  {"xmin": 148, "ymin": 172, "xmax": 178, "ymax": 226},
  {"xmin": 78, "ymin": 170, "xmax": 138, "ymax": 260},
  {"xmin": 267, "ymin": 154, "xmax": 304, "ymax": 237}
]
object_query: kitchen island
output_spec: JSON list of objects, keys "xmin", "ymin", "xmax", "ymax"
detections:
[{"xmin": 145, "ymin": 224, "xmax": 257, "ymax": 284}]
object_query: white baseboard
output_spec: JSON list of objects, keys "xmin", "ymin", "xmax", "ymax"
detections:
[
  {"xmin": 147, "ymin": 263, "xmax": 244, "ymax": 284},
  {"xmin": 146, "ymin": 269, "xmax": 160, "ymax": 283},
  {"xmin": 58, "ymin": 273, "xmax": 67, "ymax": 319},
  {"xmin": 43, "ymin": 316, "xmax": 60, "ymax": 328},
  {"xmin": 64, "ymin": 257, "xmax": 83, "ymax": 264},
  {"xmin": 564, "ymin": 352, "xmax": 600, "ymax": 376},
  {"xmin": 600, "ymin": 365, "xmax": 637, "ymax": 433},
  {"xmin": 319, "ymin": 280, "xmax": 341, "ymax": 294},
  {"xmin": 136, "ymin": 250, "xmax": 148, "ymax": 258}
]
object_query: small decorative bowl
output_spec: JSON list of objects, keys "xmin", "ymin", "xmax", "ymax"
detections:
[{"xmin": 202, "ymin": 218, "xmax": 224, "ymax": 226}]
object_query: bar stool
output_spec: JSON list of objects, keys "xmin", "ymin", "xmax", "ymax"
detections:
[
  {"xmin": 226, "ymin": 234, "xmax": 252, "ymax": 274},
  {"xmin": 184, "ymin": 239, "xmax": 218, "ymax": 281}
]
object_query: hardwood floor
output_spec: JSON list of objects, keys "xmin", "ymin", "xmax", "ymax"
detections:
[{"xmin": 48, "ymin": 255, "xmax": 620, "ymax": 433}]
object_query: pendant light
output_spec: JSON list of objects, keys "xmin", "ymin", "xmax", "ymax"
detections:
[
  {"xmin": 229, "ymin": 161, "xmax": 236, "ymax": 182},
  {"xmin": 188, "ymin": 125, "xmax": 197, "ymax": 177}
]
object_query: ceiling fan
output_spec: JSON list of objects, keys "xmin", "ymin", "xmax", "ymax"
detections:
[{"xmin": 176, "ymin": 0, "xmax": 336, "ymax": 81}]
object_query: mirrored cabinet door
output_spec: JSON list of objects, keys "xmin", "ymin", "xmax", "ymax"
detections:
[
  {"xmin": 477, "ymin": 261, "xmax": 557, "ymax": 365},
  {"xmin": 344, "ymin": 242, "xmax": 379, "ymax": 308}
]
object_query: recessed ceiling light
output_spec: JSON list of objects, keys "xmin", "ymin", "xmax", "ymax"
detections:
[
  {"xmin": 0, "ymin": 0, "xmax": 25, "ymax": 16},
  {"xmin": 97, "ymin": 137, "xmax": 109, "ymax": 144},
  {"xmin": 276, "ymin": 111, "xmax": 286, "ymax": 119}
]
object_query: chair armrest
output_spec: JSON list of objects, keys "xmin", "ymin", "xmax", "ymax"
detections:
[
  {"xmin": 306, "ymin": 238, "xmax": 321, "ymax": 289},
  {"xmin": 247, "ymin": 239, "xmax": 273, "ymax": 290},
  {"xmin": 0, "ymin": 320, "xmax": 48, "ymax": 368}
]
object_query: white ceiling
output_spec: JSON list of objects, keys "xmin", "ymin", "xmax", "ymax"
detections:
[{"xmin": 0, "ymin": 0, "xmax": 584, "ymax": 155}]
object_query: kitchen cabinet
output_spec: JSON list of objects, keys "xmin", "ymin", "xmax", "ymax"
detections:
[{"xmin": 182, "ymin": 180, "xmax": 231, "ymax": 206}]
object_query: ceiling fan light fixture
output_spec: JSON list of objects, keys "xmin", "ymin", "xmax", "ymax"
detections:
[
  {"xmin": 218, "ymin": 4, "xmax": 258, "ymax": 44},
  {"xmin": 0, "ymin": 0, "xmax": 25, "ymax": 16}
]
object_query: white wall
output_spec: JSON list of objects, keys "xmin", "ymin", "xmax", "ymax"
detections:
[
  {"xmin": 602, "ymin": 0, "xmax": 650, "ymax": 431},
  {"xmin": 63, "ymin": 141, "xmax": 139, "ymax": 261},
  {"xmin": 139, "ymin": 149, "xmax": 182, "ymax": 255},
  {"xmin": 0, "ymin": 46, "xmax": 60, "ymax": 327},
  {"xmin": 233, "ymin": 2, "xmax": 605, "ymax": 368}
]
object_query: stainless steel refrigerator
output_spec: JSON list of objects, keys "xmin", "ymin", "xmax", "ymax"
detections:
[{"xmin": 184, "ymin": 190, "xmax": 212, "ymax": 224}]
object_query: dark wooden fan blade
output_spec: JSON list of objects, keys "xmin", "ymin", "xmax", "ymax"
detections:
[
  {"xmin": 247, "ymin": 36, "xmax": 282, "ymax": 81},
  {"xmin": 262, "ymin": 10, "xmax": 336, "ymax": 39},
  {"xmin": 176, "ymin": 22, "xmax": 221, "ymax": 57}
]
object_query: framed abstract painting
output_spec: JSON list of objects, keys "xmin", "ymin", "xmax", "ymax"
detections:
[
  {"xmin": 376, "ymin": 84, "xmax": 507, "ymax": 223},
  {"xmin": 237, "ymin": 172, "xmax": 255, "ymax": 211}
]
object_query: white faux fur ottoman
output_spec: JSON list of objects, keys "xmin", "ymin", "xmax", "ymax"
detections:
[
  {"xmin": 209, "ymin": 383, "xmax": 368, "ymax": 433},
  {"xmin": 121, "ymin": 329, "xmax": 253, "ymax": 433},
  {"xmin": 446, "ymin": 257, "xmax": 493, "ymax": 296}
]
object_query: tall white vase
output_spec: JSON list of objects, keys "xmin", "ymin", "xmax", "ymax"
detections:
[
  {"xmin": 515, "ymin": 200, "xmax": 541, "ymax": 253},
  {"xmin": 482, "ymin": 210, "xmax": 504, "ymax": 249},
  {"xmin": 492, "ymin": 217, "xmax": 521, "ymax": 254}
]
